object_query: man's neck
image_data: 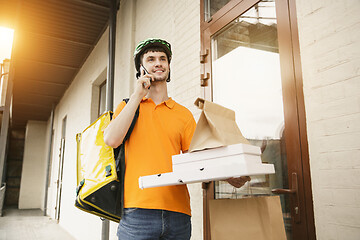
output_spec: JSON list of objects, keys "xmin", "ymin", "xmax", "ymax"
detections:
[{"xmin": 146, "ymin": 81, "xmax": 169, "ymax": 105}]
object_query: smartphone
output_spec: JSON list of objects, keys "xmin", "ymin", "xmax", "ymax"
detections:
[
  {"xmin": 140, "ymin": 64, "xmax": 150, "ymax": 75},
  {"xmin": 140, "ymin": 65, "xmax": 151, "ymax": 89}
]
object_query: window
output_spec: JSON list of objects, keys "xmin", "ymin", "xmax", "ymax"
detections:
[
  {"xmin": 98, "ymin": 81, "xmax": 107, "ymax": 117},
  {"xmin": 90, "ymin": 68, "xmax": 107, "ymax": 123},
  {"xmin": 204, "ymin": 0, "xmax": 232, "ymax": 21}
]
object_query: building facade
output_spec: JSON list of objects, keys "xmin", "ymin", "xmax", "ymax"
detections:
[{"xmin": 5, "ymin": 0, "xmax": 360, "ymax": 239}]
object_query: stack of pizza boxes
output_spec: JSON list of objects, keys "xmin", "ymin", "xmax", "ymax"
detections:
[{"xmin": 139, "ymin": 98, "xmax": 275, "ymax": 189}]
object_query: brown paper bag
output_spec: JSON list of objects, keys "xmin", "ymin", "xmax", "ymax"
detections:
[
  {"xmin": 189, "ymin": 98, "xmax": 249, "ymax": 152},
  {"xmin": 209, "ymin": 196, "xmax": 286, "ymax": 240}
]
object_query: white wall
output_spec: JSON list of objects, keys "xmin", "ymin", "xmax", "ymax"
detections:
[
  {"xmin": 296, "ymin": 0, "xmax": 360, "ymax": 239},
  {"xmin": 19, "ymin": 121, "xmax": 47, "ymax": 209}
]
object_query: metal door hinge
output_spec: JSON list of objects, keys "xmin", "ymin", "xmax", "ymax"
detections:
[
  {"xmin": 200, "ymin": 73, "xmax": 210, "ymax": 87},
  {"xmin": 200, "ymin": 49, "xmax": 209, "ymax": 63}
]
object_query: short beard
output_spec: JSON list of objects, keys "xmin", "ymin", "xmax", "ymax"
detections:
[{"xmin": 152, "ymin": 74, "xmax": 169, "ymax": 82}]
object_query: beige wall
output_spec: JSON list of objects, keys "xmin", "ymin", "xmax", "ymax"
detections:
[
  {"xmin": 19, "ymin": 121, "xmax": 47, "ymax": 209},
  {"xmin": 296, "ymin": 0, "xmax": 360, "ymax": 239}
]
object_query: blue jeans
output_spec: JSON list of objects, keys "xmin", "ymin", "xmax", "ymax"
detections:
[{"xmin": 117, "ymin": 208, "xmax": 191, "ymax": 240}]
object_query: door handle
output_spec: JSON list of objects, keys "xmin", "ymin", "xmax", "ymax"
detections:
[
  {"xmin": 271, "ymin": 172, "xmax": 298, "ymax": 195},
  {"xmin": 272, "ymin": 172, "xmax": 301, "ymax": 223},
  {"xmin": 271, "ymin": 188, "xmax": 296, "ymax": 194}
]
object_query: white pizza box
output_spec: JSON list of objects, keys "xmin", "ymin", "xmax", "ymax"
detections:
[
  {"xmin": 139, "ymin": 99, "xmax": 276, "ymax": 189},
  {"xmin": 172, "ymin": 143, "xmax": 261, "ymax": 172},
  {"xmin": 138, "ymin": 159, "xmax": 275, "ymax": 189},
  {"xmin": 139, "ymin": 163, "xmax": 274, "ymax": 189}
]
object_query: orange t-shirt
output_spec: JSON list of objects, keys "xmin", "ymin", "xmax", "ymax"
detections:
[{"xmin": 113, "ymin": 97, "xmax": 196, "ymax": 216}]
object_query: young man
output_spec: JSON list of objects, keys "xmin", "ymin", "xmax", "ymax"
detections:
[
  {"xmin": 104, "ymin": 38, "xmax": 195, "ymax": 240},
  {"xmin": 104, "ymin": 38, "xmax": 249, "ymax": 239}
]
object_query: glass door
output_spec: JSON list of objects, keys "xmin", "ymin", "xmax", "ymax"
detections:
[
  {"xmin": 211, "ymin": 1, "xmax": 291, "ymax": 238},
  {"xmin": 200, "ymin": 0, "xmax": 315, "ymax": 239}
]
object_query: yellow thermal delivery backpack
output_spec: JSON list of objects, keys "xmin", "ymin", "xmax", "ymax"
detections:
[{"xmin": 75, "ymin": 99, "xmax": 138, "ymax": 222}]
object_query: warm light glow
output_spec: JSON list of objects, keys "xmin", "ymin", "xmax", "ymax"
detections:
[{"xmin": 0, "ymin": 26, "xmax": 14, "ymax": 62}]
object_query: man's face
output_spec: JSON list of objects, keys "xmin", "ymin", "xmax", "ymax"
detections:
[{"xmin": 141, "ymin": 51, "xmax": 170, "ymax": 82}]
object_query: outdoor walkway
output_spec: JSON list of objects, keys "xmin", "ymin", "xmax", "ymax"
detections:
[{"xmin": 0, "ymin": 207, "xmax": 76, "ymax": 240}]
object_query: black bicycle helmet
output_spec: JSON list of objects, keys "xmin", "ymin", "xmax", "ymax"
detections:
[{"xmin": 133, "ymin": 38, "xmax": 172, "ymax": 82}]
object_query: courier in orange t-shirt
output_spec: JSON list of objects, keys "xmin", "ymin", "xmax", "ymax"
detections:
[{"xmin": 104, "ymin": 38, "xmax": 196, "ymax": 240}]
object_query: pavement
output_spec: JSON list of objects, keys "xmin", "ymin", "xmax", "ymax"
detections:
[{"xmin": 0, "ymin": 207, "xmax": 76, "ymax": 240}]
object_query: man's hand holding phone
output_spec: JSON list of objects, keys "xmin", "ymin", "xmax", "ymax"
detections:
[
  {"xmin": 140, "ymin": 65, "xmax": 152, "ymax": 89},
  {"xmin": 135, "ymin": 65, "xmax": 152, "ymax": 98}
]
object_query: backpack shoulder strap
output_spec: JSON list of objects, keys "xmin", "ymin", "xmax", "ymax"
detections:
[{"xmin": 122, "ymin": 98, "xmax": 140, "ymax": 142}]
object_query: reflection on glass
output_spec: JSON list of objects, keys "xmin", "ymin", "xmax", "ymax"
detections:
[
  {"xmin": 211, "ymin": 1, "xmax": 292, "ymax": 239},
  {"xmin": 204, "ymin": 0, "xmax": 232, "ymax": 21}
]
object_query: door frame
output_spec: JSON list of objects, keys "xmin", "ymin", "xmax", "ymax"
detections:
[
  {"xmin": 55, "ymin": 116, "xmax": 67, "ymax": 222},
  {"xmin": 199, "ymin": 0, "xmax": 315, "ymax": 239}
]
